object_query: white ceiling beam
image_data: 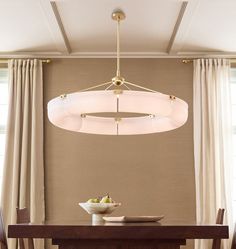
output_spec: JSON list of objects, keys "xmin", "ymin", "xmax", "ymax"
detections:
[
  {"xmin": 50, "ymin": 1, "xmax": 71, "ymax": 54},
  {"xmin": 167, "ymin": 0, "xmax": 201, "ymax": 54},
  {"xmin": 167, "ymin": 1, "xmax": 188, "ymax": 54},
  {"xmin": 38, "ymin": 0, "xmax": 71, "ymax": 54}
]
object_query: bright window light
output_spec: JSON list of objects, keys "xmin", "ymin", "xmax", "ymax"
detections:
[
  {"xmin": 230, "ymin": 68, "xmax": 236, "ymax": 220},
  {"xmin": 0, "ymin": 68, "xmax": 8, "ymax": 198}
]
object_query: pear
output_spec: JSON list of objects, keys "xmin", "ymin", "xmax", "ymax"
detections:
[
  {"xmin": 87, "ymin": 198, "xmax": 100, "ymax": 203},
  {"xmin": 100, "ymin": 194, "xmax": 114, "ymax": 203}
]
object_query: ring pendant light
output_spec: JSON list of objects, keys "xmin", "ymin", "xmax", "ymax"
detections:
[{"xmin": 47, "ymin": 10, "xmax": 188, "ymax": 135}]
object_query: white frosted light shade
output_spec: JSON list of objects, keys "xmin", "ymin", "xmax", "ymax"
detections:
[{"xmin": 47, "ymin": 90, "xmax": 188, "ymax": 135}]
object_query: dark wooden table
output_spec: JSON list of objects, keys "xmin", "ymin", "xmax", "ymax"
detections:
[{"xmin": 8, "ymin": 221, "xmax": 229, "ymax": 249}]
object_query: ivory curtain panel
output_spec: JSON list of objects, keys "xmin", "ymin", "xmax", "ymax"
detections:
[
  {"xmin": 193, "ymin": 59, "xmax": 234, "ymax": 249},
  {"xmin": 1, "ymin": 59, "xmax": 45, "ymax": 249}
]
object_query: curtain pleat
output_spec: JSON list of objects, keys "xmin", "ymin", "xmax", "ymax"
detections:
[
  {"xmin": 1, "ymin": 59, "xmax": 45, "ymax": 249},
  {"xmin": 193, "ymin": 59, "xmax": 234, "ymax": 249}
]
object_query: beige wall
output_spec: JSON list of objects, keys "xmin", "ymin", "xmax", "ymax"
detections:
[{"xmin": 44, "ymin": 58, "xmax": 195, "ymax": 247}]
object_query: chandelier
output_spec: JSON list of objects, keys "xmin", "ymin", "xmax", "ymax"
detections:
[{"xmin": 48, "ymin": 10, "xmax": 188, "ymax": 135}]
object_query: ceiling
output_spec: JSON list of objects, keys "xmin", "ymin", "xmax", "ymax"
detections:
[{"xmin": 0, "ymin": 0, "xmax": 236, "ymax": 58}]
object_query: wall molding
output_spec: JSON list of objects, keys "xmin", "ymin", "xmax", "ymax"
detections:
[{"xmin": 1, "ymin": 51, "xmax": 236, "ymax": 59}]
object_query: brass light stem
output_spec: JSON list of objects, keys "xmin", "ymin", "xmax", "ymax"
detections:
[
  {"xmin": 112, "ymin": 10, "xmax": 125, "ymax": 85},
  {"xmin": 116, "ymin": 18, "xmax": 121, "ymax": 77}
]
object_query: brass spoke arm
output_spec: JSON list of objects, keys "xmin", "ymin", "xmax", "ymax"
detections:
[
  {"xmin": 78, "ymin": 82, "xmax": 112, "ymax": 92},
  {"xmin": 75, "ymin": 10, "xmax": 162, "ymax": 95},
  {"xmin": 124, "ymin": 81, "xmax": 157, "ymax": 93}
]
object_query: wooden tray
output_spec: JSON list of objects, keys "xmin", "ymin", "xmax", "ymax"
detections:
[{"xmin": 103, "ymin": 215, "xmax": 164, "ymax": 223}]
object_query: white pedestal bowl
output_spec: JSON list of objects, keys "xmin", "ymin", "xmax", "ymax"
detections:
[{"xmin": 79, "ymin": 203, "xmax": 121, "ymax": 224}]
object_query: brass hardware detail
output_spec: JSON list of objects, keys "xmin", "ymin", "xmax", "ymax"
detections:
[
  {"xmin": 81, "ymin": 114, "xmax": 86, "ymax": 118},
  {"xmin": 112, "ymin": 10, "xmax": 126, "ymax": 21},
  {"xmin": 183, "ymin": 59, "xmax": 236, "ymax": 64},
  {"xmin": 182, "ymin": 59, "xmax": 192, "ymax": 64},
  {"xmin": 0, "ymin": 59, "xmax": 51, "ymax": 64},
  {"xmin": 115, "ymin": 117, "xmax": 122, "ymax": 122},
  {"xmin": 112, "ymin": 76, "xmax": 125, "ymax": 86},
  {"xmin": 60, "ymin": 94, "xmax": 67, "ymax": 99},
  {"xmin": 43, "ymin": 59, "xmax": 51, "ymax": 63},
  {"xmin": 169, "ymin": 95, "xmax": 176, "ymax": 100},
  {"xmin": 114, "ymin": 89, "xmax": 123, "ymax": 95}
]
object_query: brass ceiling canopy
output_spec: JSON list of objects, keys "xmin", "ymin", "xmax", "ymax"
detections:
[{"xmin": 111, "ymin": 10, "xmax": 126, "ymax": 21}]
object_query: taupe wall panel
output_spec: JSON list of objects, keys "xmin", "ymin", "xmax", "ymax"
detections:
[{"xmin": 44, "ymin": 59, "xmax": 195, "ymax": 248}]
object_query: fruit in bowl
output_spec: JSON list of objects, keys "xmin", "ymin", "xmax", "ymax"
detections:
[
  {"xmin": 87, "ymin": 194, "xmax": 115, "ymax": 204},
  {"xmin": 79, "ymin": 194, "xmax": 121, "ymax": 223},
  {"xmin": 100, "ymin": 195, "xmax": 114, "ymax": 203},
  {"xmin": 87, "ymin": 198, "xmax": 100, "ymax": 203}
]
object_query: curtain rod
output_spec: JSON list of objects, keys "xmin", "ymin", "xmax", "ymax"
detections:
[
  {"xmin": 0, "ymin": 59, "xmax": 51, "ymax": 64},
  {"xmin": 182, "ymin": 59, "xmax": 236, "ymax": 64}
]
